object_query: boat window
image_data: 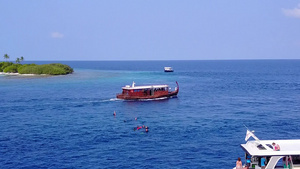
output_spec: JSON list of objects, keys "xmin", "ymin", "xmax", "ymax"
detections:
[
  {"xmin": 257, "ymin": 144, "xmax": 266, "ymax": 150},
  {"xmin": 266, "ymin": 144, "xmax": 273, "ymax": 149}
]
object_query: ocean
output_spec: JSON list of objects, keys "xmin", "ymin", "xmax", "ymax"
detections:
[{"xmin": 0, "ymin": 60, "xmax": 299, "ymax": 168}]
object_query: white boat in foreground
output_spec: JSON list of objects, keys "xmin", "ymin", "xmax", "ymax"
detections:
[{"xmin": 234, "ymin": 130, "xmax": 300, "ymax": 169}]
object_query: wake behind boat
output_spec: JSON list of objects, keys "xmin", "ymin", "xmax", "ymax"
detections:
[
  {"xmin": 116, "ymin": 81, "xmax": 179, "ymax": 100},
  {"xmin": 234, "ymin": 130, "xmax": 300, "ymax": 169}
]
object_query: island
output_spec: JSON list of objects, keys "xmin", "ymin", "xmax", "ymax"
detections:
[{"xmin": 0, "ymin": 62, "xmax": 74, "ymax": 75}]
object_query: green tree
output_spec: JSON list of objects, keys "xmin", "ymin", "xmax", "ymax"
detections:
[
  {"xmin": 20, "ymin": 56, "xmax": 24, "ymax": 63},
  {"xmin": 3, "ymin": 64, "xmax": 19, "ymax": 73},
  {"xmin": 3, "ymin": 54, "xmax": 9, "ymax": 62},
  {"xmin": 16, "ymin": 57, "xmax": 20, "ymax": 64}
]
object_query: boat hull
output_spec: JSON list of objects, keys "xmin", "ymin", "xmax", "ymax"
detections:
[{"xmin": 117, "ymin": 91, "xmax": 178, "ymax": 100}]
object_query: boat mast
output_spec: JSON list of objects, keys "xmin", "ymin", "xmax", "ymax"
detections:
[{"xmin": 244, "ymin": 127, "xmax": 273, "ymax": 150}]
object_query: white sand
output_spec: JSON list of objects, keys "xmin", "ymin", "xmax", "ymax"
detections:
[{"xmin": 0, "ymin": 72, "xmax": 48, "ymax": 76}]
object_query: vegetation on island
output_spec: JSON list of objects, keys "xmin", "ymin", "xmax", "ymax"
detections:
[{"xmin": 1, "ymin": 54, "xmax": 73, "ymax": 75}]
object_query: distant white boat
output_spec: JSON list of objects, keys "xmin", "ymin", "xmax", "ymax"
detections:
[{"xmin": 164, "ymin": 67, "xmax": 173, "ymax": 72}]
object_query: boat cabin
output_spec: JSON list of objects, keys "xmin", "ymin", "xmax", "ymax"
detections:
[
  {"xmin": 116, "ymin": 81, "xmax": 179, "ymax": 100},
  {"xmin": 121, "ymin": 84, "xmax": 170, "ymax": 97}
]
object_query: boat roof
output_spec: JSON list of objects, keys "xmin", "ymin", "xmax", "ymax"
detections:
[
  {"xmin": 122, "ymin": 84, "xmax": 169, "ymax": 90},
  {"xmin": 241, "ymin": 139, "xmax": 300, "ymax": 156}
]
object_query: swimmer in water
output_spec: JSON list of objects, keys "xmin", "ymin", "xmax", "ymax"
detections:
[
  {"xmin": 113, "ymin": 111, "xmax": 116, "ymax": 116},
  {"xmin": 135, "ymin": 117, "xmax": 137, "ymax": 120},
  {"xmin": 134, "ymin": 126, "xmax": 141, "ymax": 131}
]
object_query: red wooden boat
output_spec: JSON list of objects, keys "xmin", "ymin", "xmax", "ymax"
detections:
[{"xmin": 116, "ymin": 81, "xmax": 179, "ymax": 100}]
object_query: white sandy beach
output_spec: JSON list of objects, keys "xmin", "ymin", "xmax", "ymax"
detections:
[{"xmin": 0, "ymin": 72, "xmax": 48, "ymax": 76}]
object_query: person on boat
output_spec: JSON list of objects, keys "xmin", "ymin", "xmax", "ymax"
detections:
[
  {"xmin": 283, "ymin": 156, "xmax": 291, "ymax": 168},
  {"xmin": 272, "ymin": 142, "xmax": 280, "ymax": 151},
  {"xmin": 261, "ymin": 157, "xmax": 266, "ymax": 169},
  {"xmin": 245, "ymin": 154, "xmax": 251, "ymax": 169},
  {"xmin": 236, "ymin": 157, "xmax": 243, "ymax": 169}
]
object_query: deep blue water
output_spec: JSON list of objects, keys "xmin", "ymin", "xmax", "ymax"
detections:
[{"xmin": 0, "ymin": 60, "xmax": 299, "ymax": 168}]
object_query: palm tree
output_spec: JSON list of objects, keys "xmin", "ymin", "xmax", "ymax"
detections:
[
  {"xmin": 16, "ymin": 57, "xmax": 20, "ymax": 64},
  {"xmin": 20, "ymin": 56, "xmax": 24, "ymax": 62},
  {"xmin": 3, "ymin": 54, "xmax": 9, "ymax": 62}
]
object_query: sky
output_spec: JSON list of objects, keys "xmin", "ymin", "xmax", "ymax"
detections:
[{"xmin": 1, "ymin": 1, "xmax": 300, "ymax": 61}]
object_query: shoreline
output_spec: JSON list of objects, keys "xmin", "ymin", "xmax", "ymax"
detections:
[{"xmin": 0, "ymin": 72, "xmax": 49, "ymax": 76}]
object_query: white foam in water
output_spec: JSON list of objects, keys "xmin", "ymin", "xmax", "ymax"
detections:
[
  {"xmin": 138, "ymin": 97, "xmax": 168, "ymax": 101},
  {"xmin": 110, "ymin": 97, "xmax": 171, "ymax": 102},
  {"xmin": 109, "ymin": 98, "xmax": 121, "ymax": 101}
]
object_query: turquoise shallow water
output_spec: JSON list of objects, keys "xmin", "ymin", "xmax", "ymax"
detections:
[{"xmin": 0, "ymin": 60, "xmax": 299, "ymax": 168}]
